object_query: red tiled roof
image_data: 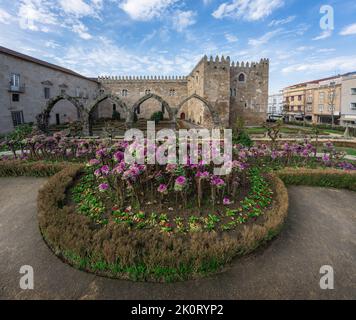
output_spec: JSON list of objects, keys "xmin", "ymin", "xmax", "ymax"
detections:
[
  {"xmin": 285, "ymin": 75, "xmax": 341, "ymax": 89},
  {"xmin": 0, "ymin": 46, "xmax": 98, "ymax": 83}
]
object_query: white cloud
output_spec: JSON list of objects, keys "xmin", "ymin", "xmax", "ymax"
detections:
[
  {"xmin": 59, "ymin": 0, "xmax": 95, "ymax": 17},
  {"xmin": 340, "ymin": 23, "xmax": 356, "ymax": 36},
  {"xmin": 18, "ymin": 0, "xmax": 59, "ymax": 32},
  {"xmin": 72, "ymin": 22, "xmax": 92, "ymax": 39},
  {"xmin": 0, "ymin": 8, "xmax": 15, "ymax": 24},
  {"xmin": 225, "ymin": 33, "xmax": 238, "ymax": 43},
  {"xmin": 119, "ymin": 0, "xmax": 178, "ymax": 21},
  {"xmin": 45, "ymin": 40, "xmax": 60, "ymax": 48},
  {"xmin": 248, "ymin": 29, "xmax": 282, "ymax": 46},
  {"xmin": 317, "ymin": 48, "xmax": 336, "ymax": 53},
  {"xmin": 212, "ymin": 0, "xmax": 284, "ymax": 21},
  {"xmin": 312, "ymin": 30, "xmax": 332, "ymax": 40},
  {"xmin": 282, "ymin": 55, "xmax": 356, "ymax": 74},
  {"xmin": 172, "ymin": 10, "xmax": 197, "ymax": 32},
  {"xmin": 268, "ymin": 15, "xmax": 295, "ymax": 27}
]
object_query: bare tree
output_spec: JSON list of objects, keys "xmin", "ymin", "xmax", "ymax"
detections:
[{"xmin": 327, "ymin": 81, "xmax": 337, "ymax": 128}]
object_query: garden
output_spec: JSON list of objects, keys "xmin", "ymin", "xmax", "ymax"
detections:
[{"xmin": 0, "ymin": 127, "xmax": 355, "ymax": 282}]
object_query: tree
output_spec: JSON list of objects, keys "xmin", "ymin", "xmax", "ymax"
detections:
[{"xmin": 327, "ymin": 81, "xmax": 337, "ymax": 128}]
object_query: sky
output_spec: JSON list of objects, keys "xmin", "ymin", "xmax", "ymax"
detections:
[{"xmin": 1, "ymin": 0, "xmax": 356, "ymax": 94}]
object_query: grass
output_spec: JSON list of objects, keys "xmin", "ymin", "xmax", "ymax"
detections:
[{"xmin": 317, "ymin": 146, "xmax": 356, "ymax": 156}]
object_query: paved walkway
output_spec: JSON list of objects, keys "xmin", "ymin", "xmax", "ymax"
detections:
[{"xmin": 0, "ymin": 177, "xmax": 355, "ymax": 300}]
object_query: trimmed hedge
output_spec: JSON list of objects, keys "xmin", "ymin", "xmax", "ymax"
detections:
[
  {"xmin": 0, "ymin": 160, "xmax": 76, "ymax": 177},
  {"xmin": 277, "ymin": 168, "xmax": 356, "ymax": 191},
  {"xmin": 36, "ymin": 165, "xmax": 289, "ymax": 282}
]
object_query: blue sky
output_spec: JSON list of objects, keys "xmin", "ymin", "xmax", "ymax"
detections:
[{"xmin": 1, "ymin": 0, "xmax": 356, "ymax": 93}]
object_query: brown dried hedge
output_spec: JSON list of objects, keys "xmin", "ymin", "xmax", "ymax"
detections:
[
  {"xmin": 0, "ymin": 160, "xmax": 72, "ymax": 177},
  {"xmin": 37, "ymin": 166, "xmax": 289, "ymax": 282}
]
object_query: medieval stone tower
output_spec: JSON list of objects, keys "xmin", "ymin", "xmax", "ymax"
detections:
[{"xmin": 97, "ymin": 55, "xmax": 269, "ymax": 128}]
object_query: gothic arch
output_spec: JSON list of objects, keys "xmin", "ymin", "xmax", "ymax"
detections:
[
  {"xmin": 127, "ymin": 93, "xmax": 174, "ymax": 126},
  {"xmin": 237, "ymin": 72, "xmax": 247, "ymax": 83},
  {"xmin": 176, "ymin": 94, "xmax": 221, "ymax": 127},
  {"xmin": 87, "ymin": 93, "xmax": 128, "ymax": 135},
  {"xmin": 36, "ymin": 94, "xmax": 84, "ymax": 133}
]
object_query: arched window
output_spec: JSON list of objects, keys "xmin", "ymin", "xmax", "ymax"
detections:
[
  {"xmin": 169, "ymin": 89, "xmax": 176, "ymax": 96},
  {"xmin": 233, "ymin": 88, "xmax": 237, "ymax": 96},
  {"xmin": 145, "ymin": 89, "xmax": 151, "ymax": 95},
  {"xmin": 122, "ymin": 89, "xmax": 128, "ymax": 97},
  {"xmin": 238, "ymin": 73, "xmax": 246, "ymax": 82},
  {"xmin": 113, "ymin": 104, "xmax": 117, "ymax": 112},
  {"xmin": 230, "ymin": 88, "xmax": 233, "ymax": 97}
]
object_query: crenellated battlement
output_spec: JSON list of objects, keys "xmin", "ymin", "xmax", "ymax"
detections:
[
  {"xmin": 230, "ymin": 58, "xmax": 269, "ymax": 70},
  {"xmin": 98, "ymin": 75, "xmax": 188, "ymax": 83}
]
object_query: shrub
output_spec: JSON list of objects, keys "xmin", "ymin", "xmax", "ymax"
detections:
[
  {"xmin": 233, "ymin": 130, "xmax": 253, "ymax": 147},
  {"xmin": 150, "ymin": 111, "xmax": 164, "ymax": 124},
  {"xmin": 278, "ymin": 168, "xmax": 356, "ymax": 191}
]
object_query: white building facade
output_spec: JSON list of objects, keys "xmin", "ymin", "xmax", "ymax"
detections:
[
  {"xmin": 268, "ymin": 92, "xmax": 283, "ymax": 116},
  {"xmin": 340, "ymin": 72, "xmax": 356, "ymax": 127}
]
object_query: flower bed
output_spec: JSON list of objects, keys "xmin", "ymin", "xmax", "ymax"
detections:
[
  {"xmin": 1, "ymin": 132, "xmax": 356, "ymax": 282},
  {"xmin": 37, "ymin": 164, "xmax": 288, "ymax": 282}
]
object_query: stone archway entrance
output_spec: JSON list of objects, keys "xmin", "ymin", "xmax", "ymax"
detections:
[
  {"xmin": 176, "ymin": 93, "xmax": 220, "ymax": 128},
  {"xmin": 36, "ymin": 94, "xmax": 84, "ymax": 133},
  {"xmin": 127, "ymin": 93, "xmax": 174, "ymax": 128},
  {"xmin": 87, "ymin": 93, "xmax": 128, "ymax": 136}
]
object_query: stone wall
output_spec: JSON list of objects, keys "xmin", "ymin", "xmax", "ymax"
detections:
[
  {"xmin": 0, "ymin": 51, "xmax": 99, "ymax": 134},
  {"xmin": 98, "ymin": 77, "xmax": 188, "ymax": 121},
  {"xmin": 230, "ymin": 59, "xmax": 269, "ymax": 126}
]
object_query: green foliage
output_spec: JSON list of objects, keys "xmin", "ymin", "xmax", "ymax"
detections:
[
  {"xmin": 150, "ymin": 111, "xmax": 164, "ymax": 124},
  {"xmin": 278, "ymin": 169, "xmax": 356, "ymax": 191},
  {"xmin": 233, "ymin": 130, "xmax": 253, "ymax": 147},
  {"xmin": 0, "ymin": 124, "xmax": 33, "ymax": 151}
]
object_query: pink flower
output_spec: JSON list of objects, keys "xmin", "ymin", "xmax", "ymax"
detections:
[
  {"xmin": 113, "ymin": 151, "xmax": 124, "ymax": 162},
  {"xmin": 99, "ymin": 183, "xmax": 109, "ymax": 192},
  {"xmin": 174, "ymin": 176, "xmax": 186, "ymax": 191},
  {"xmin": 322, "ymin": 154, "xmax": 330, "ymax": 163},
  {"xmin": 195, "ymin": 171, "xmax": 210, "ymax": 179},
  {"xmin": 94, "ymin": 169, "xmax": 101, "ymax": 177},
  {"xmin": 175, "ymin": 176, "xmax": 186, "ymax": 186},
  {"xmin": 88, "ymin": 159, "xmax": 100, "ymax": 166},
  {"xmin": 211, "ymin": 177, "xmax": 225, "ymax": 187},
  {"xmin": 223, "ymin": 197, "xmax": 231, "ymax": 205},
  {"xmin": 157, "ymin": 184, "xmax": 168, "ymax": 194},
  {"xmin": 100, "ymin": 165, "xmax": 110, "ymax": 176}
]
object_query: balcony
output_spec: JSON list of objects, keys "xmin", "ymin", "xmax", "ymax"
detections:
[{"xmin": 8, "ymin": 83, "xmax": 26, "ymax": 93}]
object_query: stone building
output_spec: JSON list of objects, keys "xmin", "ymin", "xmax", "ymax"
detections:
[
  {"xmin": 0, "ymin": 46, "xmax": 269, "ymax": 135},
  {"xmin": 0, "ymin": 46, "xmax": 99, "ymax": 134},
  {"xmin": 98, "ymin": 56, "xmax": 269, "ymax": 128}
]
